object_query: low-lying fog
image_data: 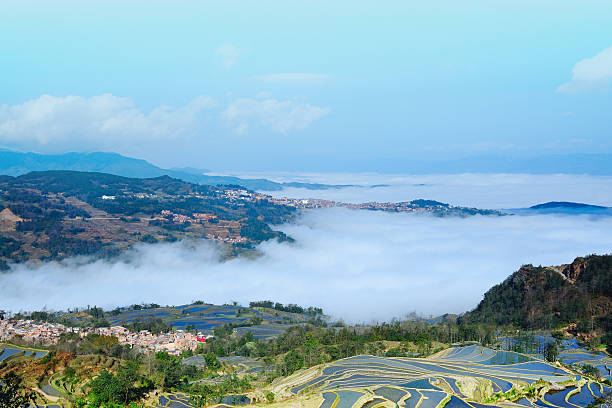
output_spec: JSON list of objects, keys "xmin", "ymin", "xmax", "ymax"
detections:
[
  {"xmin": 245, "ymin": 173, "xmax": 612, "ymax": 208},
  {"xmin": 2, "ymin": 208, "xmax": 611, "ymax": 322}
]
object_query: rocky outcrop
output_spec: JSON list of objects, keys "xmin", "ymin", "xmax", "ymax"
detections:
[
  {"xmin": 0, "ymin": 207, "xmax": 23, "ymax": 231},
  {"xmin": 0, "ymin": 208, "xmax": 23, "ymax": 222},
  {"xmin": 559, "ymin": 257, "xmax": 588, "ymax": 283}
]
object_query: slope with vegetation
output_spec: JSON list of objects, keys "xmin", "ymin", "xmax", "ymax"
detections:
[
  {"xmin": 2, "ymin": 254, "xmax": 611, "ymax": 407},
  {"xmin": 461, "ymin": 255, "xmax": 612, "ymax": 347},
  {"xmin": 0, "ymin": 170, "xmax": 296, "ymax": 269}
]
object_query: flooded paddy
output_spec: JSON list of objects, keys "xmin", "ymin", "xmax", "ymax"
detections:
[{"xmin": 284, "ymin": 344, "xmax": 609, "ymax": 408}]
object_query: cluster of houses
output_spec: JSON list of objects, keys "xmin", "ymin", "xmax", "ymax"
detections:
[
  {"xmin": 158, "ymin": 209, "xmax": 247, "ymax": 244},
  {"xmin": 160, "ymin": 209, "xmax": 219, "ymax": 224},
  {"xmin": 0, "ymin": 318, "xmax": 212, "ymax": 355},
  {"xmin": 268, "ymin": 196, "xmax": 452, "ymax": 213},
  {"xmin": 96, "ymin": 325, "xmax": 210, "ymax": 354},
  {"xmin": 221, "ymin": 189, "xmax": 259, "ymax": 201},
  {"xmin": 0, "ymin": 319, "xmax": 66, "ymax": 344},
  {"xmin": 98, "ymin": 187, "xmax": 260, "ymax": 205},
  {"xmin": 268, "ymin": 197, "xmax": 335, "ymax": 209}
]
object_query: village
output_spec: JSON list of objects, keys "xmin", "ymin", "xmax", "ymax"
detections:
[
  {"xmin": 0, "ymin": 318, "xmax": 211, "ymax": 355},
  {"xmin": 267, "ymin": 196, "xmax": 454, "ymax": 212}
]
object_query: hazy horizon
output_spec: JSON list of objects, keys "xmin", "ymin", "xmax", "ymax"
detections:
[{"xmin": 2, "ymin": 1, "xmax": 612, "ymax": 172}]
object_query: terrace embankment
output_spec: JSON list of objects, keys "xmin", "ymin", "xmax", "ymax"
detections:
[{"xmin": 268, "ymin": 345, "xmax": 609, "ymax": 408}]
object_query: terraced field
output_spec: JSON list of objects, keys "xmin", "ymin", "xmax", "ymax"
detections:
[
  {"xmin": 274, "ymin": 345, "xmax": 610, "ymax": 408},
  {"xmin": 106, "ymin": 303, "xmax": 308, "ymax": 337},
  {"xmin": 6, "ymin": 342, "xmax": 610, "ymax": 408},
  {"xmin": 500, "ymin": 336, "xmax": 612, "ymax": 381},
  {"xmin": 0, "ymin": 344, "xmax": 47, "ymax": 363},
  {"xmin": 108, "ymin": 304, "xmax": 253, "ymax": 332},
  {"xmin": 217, "ymin": 356, "xmax": 270, "ymax": 374},
  {"xmin": 557, "ymin": 348, "xmax": 612, "ymax": 381},
  {"xmin": 156, "ymin": 393, "xmax": 197, "ymax": 408},
  {"xmin": 182, "ymin": 355, "xmax": 270, "ymax": 375}
]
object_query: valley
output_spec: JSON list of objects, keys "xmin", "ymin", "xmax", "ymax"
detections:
[
  {"xmin": 1, "ymin": 255, "xmax": 610, "ymax": 408},
  {"xmin": 0, "ymin": 170, "xmax": 508, "ymax": 269}
]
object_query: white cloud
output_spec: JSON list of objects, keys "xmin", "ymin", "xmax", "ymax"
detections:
[
  {"xmin": 253, "ymin": 73, "xmax": 331, "ymax": 85},
  {"xmin": 0, "ymin": 94, "xmax": 217, "ymax": 150},
  {"xmin": 216, "ymin": 43, "xmax": 239, "ymax": 68},
  {"xmin": 0, "ymin": 93, "xmax": 328, "ymax": 151},
  {"xmin": 557, "ymin": 45, "xmax": 612, "ymax": 93},
  {"xmin": 222, "ymin": 96, "xmax": 330, "ymax": 134},
  {"xmin": 256, "ymin": 172, "xmax": 612, "ymax": 209},
  {"xmin": 1, "ymin": 209, "xmax": 611, "ymax": 322}
]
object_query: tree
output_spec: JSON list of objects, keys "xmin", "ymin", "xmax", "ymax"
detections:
[
  {"xmin": 88, "ymin": 370, "xmax": 122, "ymax": 405},
  {"xmin": 0, "ymin": 372, "xmax": 34, "ymax": 408},
  {"xmin": 89, "ymin": 306, "xmax": 105, "ymax": 319},
  {"xmin": 155, "ymin": 352, "xmax": 183, "ymax": 389},
  {"xmin": 282, "ymin": 349, "xmax": 303, "ymax": 375},
  {"xmin": 582, "ymin": 364, "xmax": 600, "ymax": 378},
  {"xmin": 551, "ymin": 331, "xmax": 564, "ymax": 340},
  {"xmin": 88, "ymin": 363, "xmax": 144, "ymax": 406},
  {"xmin": 544, "ymin": 342, "xmax": 559, "ymax": 362},
  {"xmin": 204, "ymin": 352, "xmax": 221, "ymax": 370},
  {"xmin": 303, "ymin": 333, "xmax": 320, "ymax": 366},
  {"xmin": 190, "ymin": 384, "xmax": 215, "ymax": 406},
  {"xmin": 116, "ymin": 361, "xmax": 140, "ymax": 404}
]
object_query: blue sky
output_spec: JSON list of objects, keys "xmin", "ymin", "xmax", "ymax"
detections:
[{"xmin": 1, "ymin": 0, "xmax": 611, "ymax": 171}]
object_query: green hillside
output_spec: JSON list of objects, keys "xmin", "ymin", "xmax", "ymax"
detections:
[
  {"xmin": 0, "ymin": 170, "xmax": 295, "ymax": 268},
  {"xmin": 461, "ymin": 255, "xmax": 612, "ymax": 337}
]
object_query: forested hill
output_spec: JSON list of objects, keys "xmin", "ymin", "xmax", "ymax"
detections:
[
  {"xmin": 0, "ymin": 150, "xmax": 345, "ymax": 191},
  {"xmin": 0, "ymin": 170, "xmax": 296, "ymax": 269},
  {"xmin": 461, "ymin": 255, "xmax": 612, "ymax": 334}
]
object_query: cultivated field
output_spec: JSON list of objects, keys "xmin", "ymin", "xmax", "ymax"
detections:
[{"xmin": 265, "ymin": 344, "xmax": 611, "ymax": 408}]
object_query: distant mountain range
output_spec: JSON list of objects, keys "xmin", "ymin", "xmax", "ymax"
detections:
[{"xmin": 0, "ymin": 150, "xmax": 349, "ymax": 191}]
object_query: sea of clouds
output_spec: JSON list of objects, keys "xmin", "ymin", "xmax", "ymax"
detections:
[
  {"xmin": 1, "ymin": 206, "xmax": 611, "ymax": 322},
  {"xmin": 240, "ymin": 172, "xmax": 612, "ymax": 208}
]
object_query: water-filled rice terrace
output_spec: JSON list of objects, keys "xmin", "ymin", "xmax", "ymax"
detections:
[
  {"xmin": 0, "ymin": 344, "xmax": 47, "ymax": 363},
  {"xmin": 283, "ymin": 345, "xmax": 610, "ymax": 408},
  {"xmin": 500, "ymin": 336, "xmax": 612, "ymax": 381},
  {"xmin": 156, "ymin": 393, "xmax": 196, "ymax": 408},
  {"xmin": 557, "ymin": 347, "xmax": 612, "ymax": 381},
  {"xmin": 106, "ymin": 303, "xmax": 305, "ymax": 337}
]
